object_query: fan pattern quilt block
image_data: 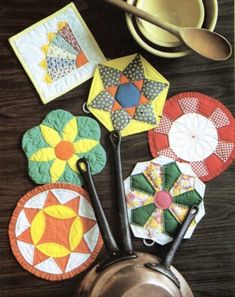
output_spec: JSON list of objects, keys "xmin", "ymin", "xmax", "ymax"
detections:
[{"xmin": 9, "ymin": 2, "xmax": 106, "ymax": 103}]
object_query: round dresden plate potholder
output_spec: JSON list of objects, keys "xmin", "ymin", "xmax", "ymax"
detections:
[
  {"xmin": 124, "ymin": 156, "xmax": 206, "ymax": 245},
  {"xmin": 9, "ymin": 183, "xmax": 103, "ymax": 281},
  {"xmin": 148, "ymin": 92, "xmax": 235, "ymax": 182}
]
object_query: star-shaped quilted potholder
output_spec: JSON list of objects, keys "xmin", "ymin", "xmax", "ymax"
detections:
[{"xmin": 87, "ymin": 54, "xmax": 169, "ymax": 136}]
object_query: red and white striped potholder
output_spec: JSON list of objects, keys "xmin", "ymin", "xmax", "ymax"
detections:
[{"xmin": 148, "ymin": 92, "xmax": 235, "ymax": 182}]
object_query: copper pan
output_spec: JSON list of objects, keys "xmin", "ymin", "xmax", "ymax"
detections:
[{"xmin": 77, "ymin": 131, "xmax": 197, "ymax": 297}]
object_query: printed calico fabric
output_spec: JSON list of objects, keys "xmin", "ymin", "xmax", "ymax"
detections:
[
  {"xmin": 124, "ymin": 156, "xmax": 206, "ymax": 245},
  {"xmin": 87, "ymin": 54, "xmax": 169, "ymax": 137},
  {"xmin": 9, "ymin": 2, "xmax": 106, "ymax": 103}
]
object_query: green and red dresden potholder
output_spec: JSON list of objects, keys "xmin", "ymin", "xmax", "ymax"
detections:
[{"xmin": 124, "ymin": 156, "xmax": 206, "ymax": 245}]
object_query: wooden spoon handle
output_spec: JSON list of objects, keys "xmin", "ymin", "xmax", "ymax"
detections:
[{"xmin": 103, "ymin": 0, "xmax": 180, "ymax": 37}]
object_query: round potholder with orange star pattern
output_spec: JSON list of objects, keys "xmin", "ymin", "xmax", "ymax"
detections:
[{"xmin": 9, "ymin": 183, "xmax": 103, "ymax": 281}]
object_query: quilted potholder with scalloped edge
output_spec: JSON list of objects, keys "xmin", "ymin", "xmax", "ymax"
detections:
[
  {"xmin": 148, "ymin": 92, "xmax": 235, "ymax": 182},
  {"xmin": 22, "ymin": 109, "xmax": 106, "ymax": 185}
]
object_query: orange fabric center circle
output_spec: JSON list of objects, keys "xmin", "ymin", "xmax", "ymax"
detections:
[{"xmin": 55, "ymin": 141, "xmax": 74, "ymax": 160}]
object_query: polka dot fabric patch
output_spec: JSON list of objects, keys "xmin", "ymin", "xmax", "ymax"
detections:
[
  {"xmin": 87, "ymin": 54, "xmax": 169, "ymax": 137},
  {"xmin": 9, "ymin": 183, "xmax": 103, "ymax": 281},
  {"xmin": 22, "ymin": 109, "xmax": 106, "ymax": 185},
  {"xmin": 124, "ymin": 156, "xmax": 206, "ymax": 245},
  {"xmin": 148, "ymin": 92, "xmax": 235, "ymax": 182}
]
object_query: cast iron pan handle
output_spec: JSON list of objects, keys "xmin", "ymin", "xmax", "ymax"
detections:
[
  {"xmin": 110, "ymin": 130, "xmax": 133, "ymax": 253},
  {"xmin": 77, "ymin": 158, "xmax": 119, "ymax": 254},
  {"xmin": 145, "ymin": 205, "xmax": 199, "ymax": 288}
]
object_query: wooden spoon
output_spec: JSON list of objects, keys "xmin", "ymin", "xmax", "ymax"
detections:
[{"xmin": 104, "ymin": 0, "xmax": 232, "ymax": 61}]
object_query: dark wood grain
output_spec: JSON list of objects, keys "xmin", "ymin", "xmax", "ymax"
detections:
[{"xmin": 0, "ymin": 0, "xmax": 234, "ymax": 296}]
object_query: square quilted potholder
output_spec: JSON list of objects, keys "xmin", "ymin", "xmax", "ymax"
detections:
[{"xmin": 9, "ymin": 2, "xmax": 106, "ymax": 104}]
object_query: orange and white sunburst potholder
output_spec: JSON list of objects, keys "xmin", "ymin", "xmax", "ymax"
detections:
[
  {"xmin": 9, "ymin": 2, "xmax": 106, "ymax": 104},
  {"xmin": 9, "ymin": 183, "xmax": 103, "ymax": 281}
]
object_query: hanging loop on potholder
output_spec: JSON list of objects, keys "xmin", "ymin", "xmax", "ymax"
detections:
[
  {"xmin": 8, "ymin": 183, "xmax": 103, "ymax": 281},
  {"xmin": 22, "ymin": 109, "xmax": 106, "ymax": 185},
  {"xmin": 124, "ymin": 156, "xmax": 206, "ymax": 245},
  {"xmin": 87, "ymin": 54, "xmax": 169, "ymax": 137},
  {"xmin": 148, "ymin": 92, "xmax": 235, "ymax": 182}
]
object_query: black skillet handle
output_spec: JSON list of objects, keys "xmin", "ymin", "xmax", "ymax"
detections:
[
  {"xmin": 109, "ymin": 130, "xmax": 133, "ymax": 253},
  {"xmin": 164, "ymin": 205, "xmax": 199, "ymax": 269},
  {"xmin": 77, "ymin": 158, "xmax": 119, "ymax": 254}
]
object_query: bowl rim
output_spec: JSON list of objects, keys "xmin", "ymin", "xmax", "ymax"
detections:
[
  {"xmin": 126, "ymin": 0, "xmax": 218, "ymax": 58},
  {"xmin": 135, "ymin": 0, "xmax": 205, "ymax": 48}
]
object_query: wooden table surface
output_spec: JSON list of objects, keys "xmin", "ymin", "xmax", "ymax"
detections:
[{"xmin": 0, "ymin": 0, "xmax": 234, "ymax": 296}]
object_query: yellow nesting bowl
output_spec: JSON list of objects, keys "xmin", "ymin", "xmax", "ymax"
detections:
[
  {"xmin": 136, "ymin": 0, "xmax": 205, "ymax": 48},
  {"xmin": 126, "ymin": 0, "xmax": 218, "ymax": 58}
]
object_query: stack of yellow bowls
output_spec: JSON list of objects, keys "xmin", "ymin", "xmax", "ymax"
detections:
[{"xmin": 126, "ymin": 0, "xmax": 218, "ymax": 58}]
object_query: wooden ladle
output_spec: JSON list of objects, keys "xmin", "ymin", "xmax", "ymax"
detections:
[{"xmin": 104, "ymin": 0, "xmax": 232, "ymax": 61}]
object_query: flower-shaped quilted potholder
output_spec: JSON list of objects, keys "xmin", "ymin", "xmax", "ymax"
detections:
[
  {"xmin": 148, "ymin": 92, "xmax": 235, "ymax": 182},
  {"xmin": 22, "ymin": 109, "xmax": 106, "ymax": 185},
  {"xmin": 124, "ymin": 156, "xmax": 206, "ymax": 245},
  {"xmin": 9, "ymin": 183, "xmax": 103, "ymax": 281},
  {"xmin": 87, "ymin": 54, "xmax": 169, "ymax": 136}
]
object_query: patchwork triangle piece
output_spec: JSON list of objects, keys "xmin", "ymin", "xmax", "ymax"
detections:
[
  {"xmin": 87, "ymin": 54, "xmax": 169, "ymax": 136},
  {"xmin": 134, "ymin": 104, "xmax": 157, "ymax": 125},
  {"xmin": 50, "ymin": 33, "xmax": 78, "ymax": 56},
  {"xmin": 124, "ymin": 156, "xmax": 206, "ymax": 245},
  {"xmin": 122, "ymin": 54, "xmax": 145, "ymax": 81},
  {"xmin": 178, "ymin": 97, "xmax": 199, "ymax": 113},
  {"xmin": 142, "ymin": 79, "xmax": 168, "ymax": 101},
  {"xmin": 9, "ymin": 183, "xmax": 103, "ymax": 281},
  {"xmin": 58, "ymin": 22, "xmax": 82, "ymax": 52},
  {"xmin": 89, "ymin": 90, "xmax": 115, "ymax": 111},
  {"xmin": 209, "ymin": 108, "xmax": 230, "ymax": 128},
  {"xmin": 111, "ymin": 109, "xmax": 132, "ymax": 131},
  {"xmin": 214, "ymin": 141, "xmax": 234, "ymax": 162},
  {"xmin": 98, "ymin": 64, "xmax": 122, "ymax": 88},
  {"xmin": 148, "ymin": 92, "xmax": 235, "ymax": 182}
]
